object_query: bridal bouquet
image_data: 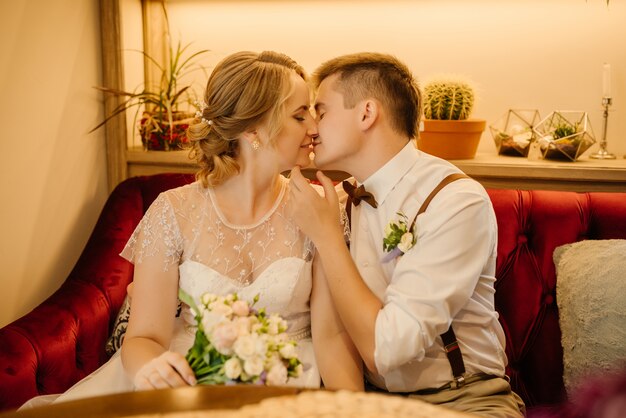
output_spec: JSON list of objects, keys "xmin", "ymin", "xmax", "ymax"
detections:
[{"xmin": 178, "ymin": 290, "xmax": 302, "ymax": 386}]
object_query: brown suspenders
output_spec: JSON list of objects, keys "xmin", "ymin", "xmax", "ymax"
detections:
[
  {"xmin": 415, "ymin": 173, "xmax": 470, "ymax": 387},
  {"xmin": 346, "ymin": 173, "xmax": 470, "ymax": 387}
]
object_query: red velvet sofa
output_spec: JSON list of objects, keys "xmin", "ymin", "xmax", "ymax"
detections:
[{"xmin": 1, "ymin": 173, "xmax": 625, "ymax": 414}]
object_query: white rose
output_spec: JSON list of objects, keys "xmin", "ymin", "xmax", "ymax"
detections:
[
  {"xmin": 231, "ymin": 300, "xmax": 249, "ymax": 317},
  {"xmin": 209, "ymin": 301, "xmax": 233, "ymax": 318},
  {"xmin": 201, "ymin": 311, "xmax": 225, "ymax": 334},
  {"xmin": 397, "ymin": 232, "xmax": 414, "ymax": 253},
  {"xmin": 279, "ymin": 342, "xmax": 297, "ymax": 359},
  {"xmin": 243, "ymin": 356, "xmax": 265, "ymax": 377},
  {"xmin": 266, "ymin": 363, "xmax": 288, "ymax": 386},
  {"xmin": 212, "ymin": 321, "xmax": 238, "ymax": 355},
  {"xmin": 254, "ymin": 335, "xmax": 268, "ymax": 357},
  {"xmin": 223, "ymin": 357, "xmax": 242, "ymax": 380},
  {"xmin": 268, "ymin": 314, "xmax": 287, "ymax": 334},
  {"xmin": 267, "ymin": 322, "xmax": 279, "ymax": 335},
  {"xmin": 234, "ymin": 335, "xmax": 257, "ymax": 359}
]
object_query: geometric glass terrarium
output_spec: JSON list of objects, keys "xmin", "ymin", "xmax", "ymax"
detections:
[
  {"xmin": 532, "ymin": 111, "xmax": 596, "ymax": 161},
  {"xmin": 489, "ymin": 109, "xmax": 541, "ymax": 157}
]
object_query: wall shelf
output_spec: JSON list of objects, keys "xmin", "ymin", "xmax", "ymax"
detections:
[
  {"xmin": 452, "ymin": 153, "xmax": 626, "ymax": 192},
  {"xmin": 127, "ymin": 147, "xmax": 626, "ymax": 192},
  {"xmin": 127, "ymin": 147, "xmax": 197, "ymax": 177}
]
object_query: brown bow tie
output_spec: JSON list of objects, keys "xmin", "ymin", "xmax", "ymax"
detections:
[{"xmin": 342, "ymin": 181, "xmax": 378, "ymax": 208}]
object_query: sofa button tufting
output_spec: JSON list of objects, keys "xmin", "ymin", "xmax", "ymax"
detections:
[
  {"xmin": 517, "ymin": 235, "xmax": 528, "ymax": 244},
  {"xmin": 544, "ymin": 294, "xmax": 554, "ymax": 305}
]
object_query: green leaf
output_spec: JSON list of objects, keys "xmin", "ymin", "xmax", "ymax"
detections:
[{"xmin": 178, "ymin": 288, "xmax": 200, "ymax": 316}]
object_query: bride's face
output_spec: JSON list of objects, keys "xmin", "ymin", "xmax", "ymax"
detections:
[{"xmin": 270, "ymin": 74, "xmax": 317, "ymax": 171}]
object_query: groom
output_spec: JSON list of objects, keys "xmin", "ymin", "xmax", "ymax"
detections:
[{"xmin": 289, "ymin": 53, "xmax": 525, "ymax": 417}]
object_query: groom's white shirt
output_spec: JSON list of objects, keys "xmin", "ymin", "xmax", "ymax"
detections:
[{"xmin": 348, "ymin": 141, "xmax": 507, "ymax": 392}]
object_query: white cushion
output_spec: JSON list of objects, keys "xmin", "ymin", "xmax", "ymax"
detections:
[{"xmin": 553, "ymin": 239, "xmax": 626, "ymax": 394}]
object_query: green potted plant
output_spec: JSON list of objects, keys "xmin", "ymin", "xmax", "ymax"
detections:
[
  {"xmin": 91, "ymin": 33, "xmax": 208, "ymax": 150},
  {"xmin": 416, "ymin": 76, "xmax": 486, "ymax": 160}
]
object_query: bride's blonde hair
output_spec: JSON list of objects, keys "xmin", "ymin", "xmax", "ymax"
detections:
[{"xmin": 188, "ymin": 51, "xmax": 306, "ymax": 187}]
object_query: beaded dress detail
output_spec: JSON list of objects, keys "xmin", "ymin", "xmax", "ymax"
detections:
[{"xmin": 121, "ymin": 176, "xmax": 315, "ymax": 344}]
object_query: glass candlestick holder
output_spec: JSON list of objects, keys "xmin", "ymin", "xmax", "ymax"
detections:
[{"xmin": 590, "ymin": 97, "xmax": 616, "ymax": 159}]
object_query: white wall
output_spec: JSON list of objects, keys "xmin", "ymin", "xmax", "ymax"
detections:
[
  {"xmin": 0, "ymin": 0, "xmax": 108, "ymax": 327},
  {"xmin": 162, "ymin": 0, "xmax": 625, "ymax": 156}
]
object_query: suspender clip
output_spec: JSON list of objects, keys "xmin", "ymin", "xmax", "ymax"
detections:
[
  {"xmin": 444, "ymin": 341, "xmax": 460, "ymax": 353},
  {"xmin": 450, "ymin": 375, "xmax": 466, "ymax": 389}
]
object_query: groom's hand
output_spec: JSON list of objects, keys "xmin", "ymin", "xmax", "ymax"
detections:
[{"xmin": 289, "ymin": 166, "xmax": 342, "ymax": 245}]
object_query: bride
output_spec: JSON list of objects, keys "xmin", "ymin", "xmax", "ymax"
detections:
[{"xmin": 23, "ymin": 50, "xmax": 362, "ymax": 407}]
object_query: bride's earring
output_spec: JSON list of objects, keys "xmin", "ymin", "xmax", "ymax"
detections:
[{"xmin": 251, "ymin": 138, "xmax": 260, "ymax": 151}]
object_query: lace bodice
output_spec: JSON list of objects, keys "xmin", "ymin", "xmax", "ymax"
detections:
[
  {"xmin": 121, "ymin": 176, "xmax": 315, "ymax": 337},
  {"xmin": 122, "ymin": 177, "xmax": 313, "ymax": 281}
]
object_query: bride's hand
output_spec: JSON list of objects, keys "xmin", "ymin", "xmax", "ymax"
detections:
[{"xmin": 133, "ymin": 351, "xmax": 196, "ymax": 390}]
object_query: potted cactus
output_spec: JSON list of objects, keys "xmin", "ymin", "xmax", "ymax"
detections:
[{"xmin": 416, "ymin": 76, "xmax": 486, "ymax": 160}]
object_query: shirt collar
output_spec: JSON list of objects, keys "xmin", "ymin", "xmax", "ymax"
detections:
[{"xmin": 362, "ymin": 141, "xmax": 418, "ymax": 206}]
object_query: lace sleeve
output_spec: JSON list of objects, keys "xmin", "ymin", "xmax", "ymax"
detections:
[
  {"xmin": 120, "ymin": 192, "xmax": 183, "ymax": 272},
  {"xmin": 335, "ymin": 182, "xmax": 351, "ymax": 244}
]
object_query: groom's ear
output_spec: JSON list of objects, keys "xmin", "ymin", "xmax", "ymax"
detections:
[{"xmin": 357, "ymin": 99, "xmax": 379, "ymax": 132}]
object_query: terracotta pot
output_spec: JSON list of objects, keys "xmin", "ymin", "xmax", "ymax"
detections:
[{"xmin": 417, "ymin": 119, "xmax": 486, "ymax": 160}]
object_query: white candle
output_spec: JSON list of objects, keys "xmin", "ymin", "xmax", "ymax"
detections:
[{"xmin": 603, "ymin": 63, "xmax": 611, "ymax": 98}]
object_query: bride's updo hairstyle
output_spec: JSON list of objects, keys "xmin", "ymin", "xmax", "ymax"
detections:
[{"xmin": 188, "ymin": 51, "xmax": 306, "ymax": 187}]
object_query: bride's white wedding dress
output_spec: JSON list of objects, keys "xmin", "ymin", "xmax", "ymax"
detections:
[{"xmin": 22, "ymin": 176, "xmax": 320, "ymax": 408}]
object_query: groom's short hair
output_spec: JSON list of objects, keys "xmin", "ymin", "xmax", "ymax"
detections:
[{"xmin": 312, "ymin": 52, "xmax": 422, "ymax": 139}]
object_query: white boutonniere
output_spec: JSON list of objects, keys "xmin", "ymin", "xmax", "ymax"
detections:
[{"xmin": 382, "ymin": 212, "xmax": 416, "ymax": 263}]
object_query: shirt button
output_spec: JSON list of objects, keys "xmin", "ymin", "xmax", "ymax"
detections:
[
  {"xmin": 361, "ymin": 222, "xmax": 368, "ymax": 232},
  {"xmin": 362, "ymin": 261, "xmax": 369, "ymax": 267}
]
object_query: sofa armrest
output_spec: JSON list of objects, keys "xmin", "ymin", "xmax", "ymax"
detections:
[
  {"xmin": 0, "ymin": 178, "xmax": 145, "ymax": 410},
  {"xmin": 0, "ymin": 174, "xmax": 195, "ymax": 411}
]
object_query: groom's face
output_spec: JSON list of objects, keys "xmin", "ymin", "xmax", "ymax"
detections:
[{"xmin": 312, "ymin": 74, "xmax": 361, "ymax": 170}]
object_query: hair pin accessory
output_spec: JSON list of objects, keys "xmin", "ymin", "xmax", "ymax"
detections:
[{"xmin": 195, "ymin": 101, "xmax": 212, "ymax": 126}]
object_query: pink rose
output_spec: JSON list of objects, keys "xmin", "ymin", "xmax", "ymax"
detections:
[
  {"xmin": 212, "ymin": 321, "xmax": 238, "ymax": 355},
  {"xmin": 232, "ymin": 300, "xmax": 250, "ymax": 317}
]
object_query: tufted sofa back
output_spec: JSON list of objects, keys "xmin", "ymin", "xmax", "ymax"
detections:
[
  {"xmin": 1, "ymin": 174, "xmax": 626, "ymax": 413},
  {"xmin": 487, "ymin": 189, "xmax": 626, "ymax": 408}
]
